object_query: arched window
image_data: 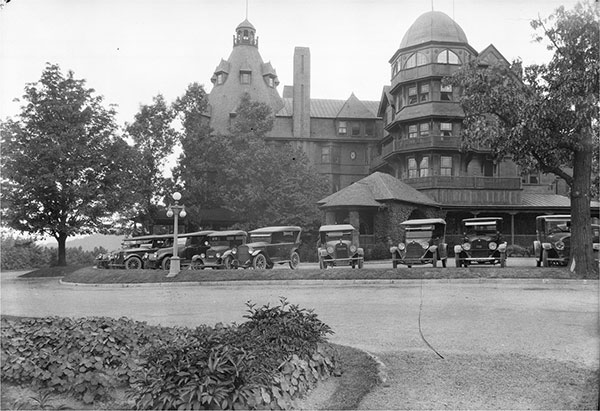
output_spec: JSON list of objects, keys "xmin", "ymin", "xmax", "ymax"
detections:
[
  {"xmin": 405, "ymin": 52, "xmax": 427, "ymax": 68},
  {"xmin": 437, "ymin": 50, "xmax": 461, "ymax": 64}
]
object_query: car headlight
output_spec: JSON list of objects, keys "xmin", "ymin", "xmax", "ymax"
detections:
[
  {"xmin": 216, "ymin": 253, "xmax": 221, "ymax": 258},
  {"xmin": 489, "ymin": 242, "xmax": 497, "ymax": 250},
  {"xmin": 398, "ymin": 243, "xmax": 406, "ymax": 251},
  {"xmin": 96, "ymin": 254, "xmax": 103, "ymax": 259},
  {"xmin": 555, "ymin": 241, "xmax": 565, "ymax": 250},
  {"xmin": 462, "ymin": 243, "xmax": 471, "ymax": 251},
  {"xmin": 350, "ymin": 245, "xmax": 357, "ymax": 253},
  {"xmin": 143, "ymin": 253, "xmax": 148, "ymax": 259},
  {"xmin": 327, "ymin": 246, "xmax": 334, "ymax": 254},
  {"xmin": 419, "ymin": 241, "xmax": 429, "ymax": 249},
  {"xmin": 200, "ymin": 253, "xmax": 206, "ymax": 259},
  {"xmin": 232, "ymin": 248, "xmax": 237, "ymax": 255}
]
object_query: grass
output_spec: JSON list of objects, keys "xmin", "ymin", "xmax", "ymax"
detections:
[
  {"xmin": 52, "ymin": 264, "xmax": 585, "ymax": 284},
  {"xmin": 18, "ymin": 265, "xmax": 87, "ymax": 278}
]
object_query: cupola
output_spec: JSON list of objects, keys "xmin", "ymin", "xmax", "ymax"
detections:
[{"xmin": 234, "ymin": 19, "xmax": 258, "ymax": 47}]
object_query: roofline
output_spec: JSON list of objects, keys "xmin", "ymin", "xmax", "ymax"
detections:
[{"xmin": 249, "ymin": 226, "xmax": 302, "ymax": 233}]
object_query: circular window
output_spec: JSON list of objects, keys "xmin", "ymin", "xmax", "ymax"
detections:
[{"xmin": 350, "ymin": 151, "xmax": 356, "ymax": 160}]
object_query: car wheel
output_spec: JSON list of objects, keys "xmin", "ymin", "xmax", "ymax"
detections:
[
  {"xmin": 542, "ymin": 249, "xmax": 549, "ymax": 267},
  {"xmin": 224, "ymin": 256, "xmax": 232, "ymax": 269},
  {"xmin": 125, "ymin": 257, "xmax": 142, "ymax": 270},
  {"xmin": 289, "ymin": 251, "xmax": 300, "ymax": 269},
  {"xmin": 190, "ymin": 261, "xmax": 204, "ymax": 270},
  {"xmin": 253, "ymin": 254, "xmax": 267, "ymax": 270},
  {"xmin": 161, "ymin": 257, "xmax": 171, "ymax": 271}
]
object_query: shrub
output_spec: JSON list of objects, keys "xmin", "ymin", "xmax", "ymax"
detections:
[
  {"xmin": 366, "ymin": 241, "xmax": 390, "ymax": 261},
  {"xmin": 128, "ymin": 298, "xmax": 337, "ymax": 410}
]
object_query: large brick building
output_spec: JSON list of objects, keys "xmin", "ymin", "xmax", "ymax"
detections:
[{"xmin": 205, "ymin": 12, "xmax": 596, "ymax": 249}]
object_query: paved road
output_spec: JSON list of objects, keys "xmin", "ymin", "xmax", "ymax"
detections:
[{"xmin": 1, "ymin": 271, "xmax": 597, "ymax": 369}]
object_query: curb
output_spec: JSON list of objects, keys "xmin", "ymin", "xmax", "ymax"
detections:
[{"xmin": 58, "ymin": 277, "xmax": 598, "ymax": 288}]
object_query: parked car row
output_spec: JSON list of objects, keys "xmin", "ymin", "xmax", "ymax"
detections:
[{"xmin": 95, "ymin": 215, "xmax": 598, "ymax": 270}]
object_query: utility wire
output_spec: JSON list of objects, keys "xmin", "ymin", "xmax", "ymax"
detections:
[{"xmin": 419, "ymin": 276, "xmax": 444, "ymax": 359}]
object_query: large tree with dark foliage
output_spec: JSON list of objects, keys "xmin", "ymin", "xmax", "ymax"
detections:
[
  {"xmin": 174, "ymin": 89, "xmax": 328, "ymax": 230},
  {"xmin": 0, "ymin": 64, "xmax": 138, "ymax": 265},
  {"xmin": 125, "ymin": 94, "xmax": 177, "ymax": 233},
  {"xmin": 448, "ymin": 1, "xmax": 599, "ymax": 277}
]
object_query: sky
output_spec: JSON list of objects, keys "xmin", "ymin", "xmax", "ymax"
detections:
[{"xmin": 0, "ymin": 0, "xmax": 581, "ymax": 128}]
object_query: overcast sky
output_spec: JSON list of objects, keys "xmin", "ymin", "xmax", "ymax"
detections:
[{"xmin": 0, "ymin": 0, "xmax": 579, "ymax": 127}]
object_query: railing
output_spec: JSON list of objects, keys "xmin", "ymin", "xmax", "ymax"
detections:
[{"xmin": 405, "ymin": 176, "xmax": 522, "ymax": 190}]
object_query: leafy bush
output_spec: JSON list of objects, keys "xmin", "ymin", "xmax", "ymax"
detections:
[
  {"xmin": 129, "ymin": 298, "xmax": 337, "ymax": 410},
  {"xmin": 0, "ymin": 234, "xmax": 103, "ymax": 270},
  {"xmin": 2, "ymin": 300, "xmax": 337, "ymax": 410},
  {"xmin": 366, "ymin": 241, "xmax": 390, "ymax": 261}
]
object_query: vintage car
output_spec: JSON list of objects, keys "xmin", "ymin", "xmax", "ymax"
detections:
[
  {"xmin": 454, "ymin": 217, "xmax": 507, "ymax": 267},
  {"xmin": 235, "ymin": 226, "xmax": 302, "ymax": 269},
  {"xmin": 534, "ymin": 216, "xmax": 600, "ymax": 267},
  {"xmin": 146, "ymin": 231, "xmax": 213, "ymax": 270},
  {"xmin": 103, "ymin": 234, "xmax": 173, "ymax": 270},
  {"xmin": 390, "ymin": 218, "xmax": 448, "ymax": 268},
  {"xmin": 317, "ymin": 224, "xmax": 364, "ymax": 269},
  {"xmin": 190, "ymin": 230, "xmax": 247, "ymax": 269}
]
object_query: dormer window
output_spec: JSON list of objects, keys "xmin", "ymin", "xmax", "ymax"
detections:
[
  {"xmin": 265, "ymin": 76, "xmax": 274, "ymax": 88},
  {"xmin": 216, "ymin": 73, "xmax": 226, "ymax": 85},
  {"xmin": 437, "ymin": 49, "xmax": 460, "ymax": 64},
  {"xmin": 240, "ymin": 71, "xmax": 251, "ymax": 84}
]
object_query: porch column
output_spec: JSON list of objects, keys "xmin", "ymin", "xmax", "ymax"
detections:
[
  {"xmin": 349, "ymin": 210, "xmax": 360, "ymax": 245},
  {"xmin": 509, "ymin": 212, "xmax": 517, "ymax": 245}
]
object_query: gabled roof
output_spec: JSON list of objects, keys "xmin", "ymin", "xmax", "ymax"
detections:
[
  {"xmin": 477, "ymin": 44, "xmax": 510, "ymax": 67},
  {"xmin": 318, "ymin": 172, "xmax": 439, "ymax": 208},
  {"xmin": 377, "ymin": 86, "xmax": 394, "ymax": 117},
  {"xmin": 336, "ymin": 93, "xmax": 376, "ymax": 119}
]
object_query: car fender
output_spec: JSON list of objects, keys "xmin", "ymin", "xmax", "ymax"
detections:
[
  {"xmin": 542, "ymin": 242, "xmax": 553, "ymax": 250},
  {"xmin": 357, "ymin": 247, "xmax": 364, "ymax": 256},
  {"xmin": 221, "ymin": 250, "xmax": 234, "ymax": 259},
  {"xmin": 124, "ymin": 254, "xmax": 141, "ymax": 261},
  {"xmin": 454, "ymin": 245, "xmax": 463, "ymax": 254},
  {"xmin": 533, "ymin": 240, "xmax": 541, "ymax": 256},
  {"xmin": 191, "ymin": 254, "xmax": 203, "ymax": 263},
  {"xmin": 498, "ymin": 242, "xmax": 508, "ymax": 252}
]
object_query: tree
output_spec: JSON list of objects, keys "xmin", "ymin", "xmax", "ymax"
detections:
[
  {"xmin": 448, "ymin": 1, "xmax": 599, "ymax": 277},
  {"xmin": 0, "ymin": 64, "xmax": 138, "ymax": 266},
  {"xmin": 125, "ymin": 94, "xmax": 177, "ymax": 232},
  {"xmin": 174, "ymin": 90, "xmax": 328, "ymax": 230}
]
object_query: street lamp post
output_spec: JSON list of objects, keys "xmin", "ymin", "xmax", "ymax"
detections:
[{"xmin": 166, "ymin": 191, "xmax": 186, "ymax": 277}]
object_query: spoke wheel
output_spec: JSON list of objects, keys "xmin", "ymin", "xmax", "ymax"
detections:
[
  {"xmin": 224, "ymin": 256, "xmax": 232, "ymax": 269},
  {"xmin": 253, "ymin": 254, "xmax": 267, "ymax": 270},
  {"xmin": 289, "ymin": 251, "xmax": 300, "ymax": 269},
  {"xmin": 125, "ymin": 257, "xmax": 142, "ymax": 270},
  {"xmin": 162, "ymin": 258, "xmax": 171, "ymax": 271}
]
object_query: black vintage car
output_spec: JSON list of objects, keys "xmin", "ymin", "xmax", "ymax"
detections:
[
  {"xmin": 190, "ymin": 230, "xmax": 247, "ymax": 269},
  {"xmin": 533, "ymin": 214, "xmax": 573, "ymax": 267},
  {"xmin": 317, "ymin": 224, "xmax": 364, "ymax": 269},
  {"xmin": 235, "ymin": 226, "xmax": 302, "ymax": 269},
  {"xmin": 391, "ymin": 218, "xmax": 448, "ymax": 268},
  {"xmin": 454, "ymin": 217, "xmax": 507, "ymax": 267},
  {"xmin": 101, "ymin": 234, "xmax": 173, "ymax": 270}
]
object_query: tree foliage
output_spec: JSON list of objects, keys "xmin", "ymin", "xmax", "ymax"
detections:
[
  {"xmin": 448, "ymin": 1, "xmax": 599, "ymax": 277},
  {"xmin": 124, "ymin": 94, "xmax": 177, "ymax": 232},
  {"xmin": 174, "ymin": 90, "xmax": 328, "ymax": 231},
  {"xmin": 0, "ymin": 64, "xmax": 138, "ymax": 265}
]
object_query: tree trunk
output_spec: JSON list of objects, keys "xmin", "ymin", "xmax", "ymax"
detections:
[
  {"xmin": 56, "ymin": 232, "xmax": 68, "ymax": 266},
  {"xmin": 570, "ymin": 144, "xmax": 597, "ymax": 278}
]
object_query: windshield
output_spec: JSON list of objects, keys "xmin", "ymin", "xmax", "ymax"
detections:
[
  {"xmin": 249, "ymin": 233, "xmax": 271, "ymax": 244},
  {"xmin": 546, "ymin": 220, "xmax": 570, "ymax": 234},
  {"xmin": 464, "ymin": 222, "xmax": 497, "ymax": 236},
  {"xmin": 404, "ymin": 229, "xmax": 433, "ymax": 241},
  {"xmin": 323, "ymin": 231, "xmax": 352, "ymax": 242},
  {"xmin": 209, "ymin": 236, "xmax": 244, "ymax": 247}
]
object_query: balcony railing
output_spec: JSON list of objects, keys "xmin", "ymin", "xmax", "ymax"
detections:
[{"xmin": 405, "ymin": 175, "xmax": 522, "ymax": 190}]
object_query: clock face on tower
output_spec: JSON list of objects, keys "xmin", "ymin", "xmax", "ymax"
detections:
[{"xmin": 350, "ymin": 151, "xmax": 356, "ymax": 160}]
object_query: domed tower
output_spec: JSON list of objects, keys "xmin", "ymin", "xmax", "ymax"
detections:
[
  {"xmin": 207, "ymin": 19, "xmax": 284, "ymax": 135},
  {"xmin": 374, "ymin": 10, "xmax": 521, "ymax": 213}
]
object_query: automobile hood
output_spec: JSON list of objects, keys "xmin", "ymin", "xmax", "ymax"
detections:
[
  {"xmin": 325, "ymin": 240, "xmax": 352, "ymax": 247},
  {"xmin": 207, "ymin": 245, "xmax": 230, "ymax": 253},
  {"xmin": 546, "ymin": 232, "xmax": 571, "ymax": 243},
  {"xmin": 465, "ymin": 235, "xmax": 495, "ymax": 242},
  {"xmin": 242, "ymin": 241, "xmax": 270, "ymax": 249}
]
